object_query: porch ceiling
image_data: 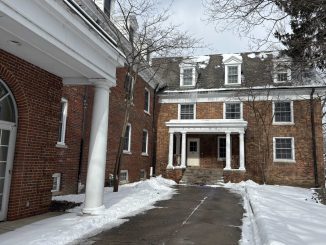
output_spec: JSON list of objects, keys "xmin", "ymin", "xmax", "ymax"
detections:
[
  {"xmin": 0, "ymin": 0, "xmax": 124, "ymax": 86},
  {"xmin": 166, "ymin": 119, "xmax": 248, "ymax": 134}
]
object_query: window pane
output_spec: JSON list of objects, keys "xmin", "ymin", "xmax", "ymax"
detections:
[
  {"xmin": 0, "ymin": 96, "xmax": 15, "ymax": 122},
  {"xmin": 274, "ymin": 102, "xmax": 291, "ymax": 122},
  {"xmin": 144, "ymin": 89, "xmax": 149, "ymax": 112},
  {"xmin": 189, "ymin": 142, "xmax": 197, "ymax": 152},
  {"xmin": 0, "ymin": 162, "xmax": 5, "ymax": 177},
  {"xmin": 1, "ymin": 130, "xmax": 10, "ymax": 146},
  {"xmin": 228, "ymin": 66, "xmax": 238, "ymax": 84},
  {"xmin": 142, "ymin": 131, "xmax": 148, "ymax": 153},
  {"xmin": 180, "ymin": 104, "xmax": 194, "ymax": 119},
  {"xmin": 120, "ymin": 171, "xmax": 128, "ymax": 181},
  {"xmin": 277, "ymin": 72, "xmax": 287, "ymax": 82},
  {"xmin": 183, "ymin": 68, "xmax": 193, "ymax": 85},
  {"xmin": 275, "ymin": 138, "xmax": 293, "ymax": 160},
  {"xmin": 225, "ymin": 103, "xmax": 241, "ymax": 119},
  {"xmin": 123, "ymin": 125, "xmax": 130, "ymax": 151},
  {"xmin": 218, "ymin": 137, "xmax": 226, "ymax": 159}
]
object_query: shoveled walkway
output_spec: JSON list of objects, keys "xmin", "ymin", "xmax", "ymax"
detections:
[{"xmin": 82, "ymin": 185, "xmax": 244, "ymax": 245}]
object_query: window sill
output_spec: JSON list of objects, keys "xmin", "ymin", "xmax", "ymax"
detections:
[
  {"xmin": 56, "ymin": 143, "xmax": 68, "ymax": 149},
  {"xmin": 51, "ymin": 189, "xmax": 60, "ymax": 193},
  {"xmin": 224, "ymin": 83, "xmax": 241, "ymax": 86},
  {"xmin": 180, "ymin": 84, "xmax": 196, "ymax": 88},
  {"xmin": 274, "ymin": 159, "xmax": 296, "ymax": 163},
  {"xmin": 141, "ymin": 153, "xmax": 149, "ymax": 157},
  {"xmin": 144, "ymin": 110, "xmax": 151, "ymax": 116},
  {"xmin": 217, "ymin": 158, "xmax": 226, "ymax": 161},
  {"xmin": 123, "ymin": 151, "xmax": 132, "ymax": 155},
  {"xmin": 273, "ymin": 122, "xmax": 295, "ymax": 126}
]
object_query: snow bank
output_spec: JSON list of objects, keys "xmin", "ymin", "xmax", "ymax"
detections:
[
  {"xmin": 181, "ymin": 56, "xmax": 210, "ymax": 69},
  {"xmin": 226, "ymin": 181, "xmax": 326, "ymax": 245},
  {"xmin": 0, "ymin": 176, "xmax": 176, "ymax": 245}
]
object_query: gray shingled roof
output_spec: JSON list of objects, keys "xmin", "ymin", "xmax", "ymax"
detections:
[{"xmin": 152, "ymin": 51, "xmax": 305, "ymax": 91}]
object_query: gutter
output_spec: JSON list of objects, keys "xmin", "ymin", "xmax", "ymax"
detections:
[{"xmin": 63, "ymin": 0, "xmax": 126, "ymax": 58}]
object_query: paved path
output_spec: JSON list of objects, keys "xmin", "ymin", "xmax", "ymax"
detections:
[{"xmin": 82, "ymin": 186, "xmax": 244, "ymax": 245}]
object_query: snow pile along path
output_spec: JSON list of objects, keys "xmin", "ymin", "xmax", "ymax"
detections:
[
  {"xmin": 226, "ymin": 181, "xmax": 326, "ymax": 245},
  {"xmin": 0, "ymin": 176, "xmax": 176, "ymax": 245}
]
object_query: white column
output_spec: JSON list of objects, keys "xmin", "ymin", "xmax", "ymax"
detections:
[
  {"xmin": 83, "ymin": 83, "xmax": 111, "ymax": 214},
  {"xmin": 167, "ymin": 132, "xmax": 174, "ymax": 169},
  {"xmin": 239, "ymin": 132, "xmax": 245, "ymax": 170},
  {"xmin": 175, "ymin": 133, "xmax": 181, "ymax": 165},
  {"xmin": 224, "ymin": 132, "xmax": 231, "ymax": 170},
  {"xmin": 180, "ymin": 132, "xmax": 187, "ymax": 168}
]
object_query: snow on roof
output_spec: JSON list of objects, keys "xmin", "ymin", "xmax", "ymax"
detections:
[{"xmin": 181, "ymin": 56, "xmax": 211, "ymax": 69}]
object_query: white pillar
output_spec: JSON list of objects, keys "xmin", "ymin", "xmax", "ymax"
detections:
[
  {"xmin": 83, "ymin": 83, "xmax": 111, "ymax": 214},
  {"xmin": 181, "ymin": 132, "xmax": 187, "ymax": 168},
  {"xmin": 224, "ymin": 132, "xmax": 231, "ymax": 170},
  {"xmin": 176, "ymin": 134, "xmax": 181, "ymax": 165},
  {"xmin": 167, "ymin": 132, "xmax": 174, "ymax": 169},
  {"xmin": 239, "ymin": 132, "xmax": 245, "ymax": 170}
]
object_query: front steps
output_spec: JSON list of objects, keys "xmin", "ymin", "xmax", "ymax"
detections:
[{"xmin": 179, "ymin": 167, "xmax": 224, "ymax": 186}]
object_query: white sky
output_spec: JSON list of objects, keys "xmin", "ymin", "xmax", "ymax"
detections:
[{"xmin": 166, "ymin": 0, "xmax": 282, "ymax": 55}]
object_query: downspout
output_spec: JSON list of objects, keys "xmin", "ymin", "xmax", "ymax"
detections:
[
  {"xmin": 77, "ymin": 86, "xmax": 88, "ymax": 193},
  {"xmin": 310, "ymin": 88, "xmax": 319, "ymax": 187},
  {"xmin": 151, "ymin": 84, "xmax": 166, "ymax": 177}
]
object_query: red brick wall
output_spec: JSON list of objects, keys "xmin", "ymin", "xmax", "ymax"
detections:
[
  {"xmin": 156, "ymin": 100, "xmax": 325, "ymax": 187},
  {"xmin": 107, "ymin": 68, "xmax": 155, "ymax": 183},
  {"xmin": 0, "ymin": 49, "xmax": 62, "ymax": 220}
]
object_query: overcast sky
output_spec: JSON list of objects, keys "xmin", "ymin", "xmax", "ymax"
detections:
[{"xmin": 166, "ymin": 0, "xmax": 281, "ymax": 56}]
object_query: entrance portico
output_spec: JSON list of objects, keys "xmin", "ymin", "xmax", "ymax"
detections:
[{"xmin": 166, "ymin": 119, "xmax": 247, "ymax": 171}]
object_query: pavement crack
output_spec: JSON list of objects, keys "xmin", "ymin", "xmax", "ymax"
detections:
[{"xmin": 182, "ymin": 196, "xmax": 208, "ymax": 225}]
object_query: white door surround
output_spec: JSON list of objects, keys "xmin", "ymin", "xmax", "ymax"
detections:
[{"xmin": 187, "ymin": 138, "xmax": 200, "ymax": 167}]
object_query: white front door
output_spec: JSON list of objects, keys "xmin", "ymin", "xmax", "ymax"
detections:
[
  {"xmin": 187, "ymin": 138, "xmax": 200, "ymax": 167},
  {"xmin": 0, "ymin": 122, "xmax": 17, "ymax": 221}
]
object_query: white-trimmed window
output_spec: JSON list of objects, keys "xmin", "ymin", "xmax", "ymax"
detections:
[
  {"xmin": 217, "ymin": 136, "xmax": 226, "ymax": 160},
  {"xmin": 119, "ymin": 170, "xmax": 128, "ymax": 184},
  {"xmin": 273, "ymin": 63, "xmax": 291, "ymax": 83},
  {"xmin": 179, "ymin": 104, "xmax": 196, "ymax": 120},
  {"xmin": 273, "ymin": 137, "xmax": 295, "ymax": 162},
  {"xmin": 144, "ymin": 88, "xmax": 150, "ymax": 114},
  {"xmin": 51, "ymin": 173, "xmax": 61, "ymax": 192},
  {"xmin": 140, "ymin": 169, "xmax": 146, "ymax": 180},
  {"xmin": 224, "ymin": 64, "xmax": 241, "ymax": 85},
  {"xmin": 273, "ymin": 101, "xmax": 293, "ymax": 124},
  {"xmin": 142, "ymin": 129, "xmax": 148, "ymax": 155},
  {"xmin": 224, "ymin": 102, "xmax": 242, "ymax": 119},
  {"xmin": 123, "ymin": 123, "xmax": 131, "ymax": 153},
  {"xmin": 57, "ymin": 98, "xmax": 68, "ymax": 145},
  {"xmin": 180, "ymin": 66, "xmax": 196, "ymax": 87}
]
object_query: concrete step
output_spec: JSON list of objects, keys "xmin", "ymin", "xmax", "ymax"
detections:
[{"xmin": 180, "ymin": 168, "xmax": 224, "ymax": 185}]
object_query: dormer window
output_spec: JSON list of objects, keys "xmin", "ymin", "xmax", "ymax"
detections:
[
  {"xmin": 180, "ymin": 66, "xmax": 196, "ymax": 87},
  {"xmin": 273, "ymin": 59, "xmax": 291, "ymax": 83},
  {"xmin": 222, "ymin": 54, "xmax": 242, "ymax": 85}
]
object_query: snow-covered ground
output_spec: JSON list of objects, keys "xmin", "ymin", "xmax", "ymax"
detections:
[
  {"xmin": 0, "ymin": 176, "xmax": 176, "ymax": 245},
  {"xmin": 226, "ymin": 181, "xmax": 326, "ymax": 245}
]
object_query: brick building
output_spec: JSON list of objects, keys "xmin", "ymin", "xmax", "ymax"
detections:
[{"xmin": 154, "ymin": 53, "xmax": 325, "ymax": 187}]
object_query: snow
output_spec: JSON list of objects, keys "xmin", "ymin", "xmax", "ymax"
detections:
[
  {"xmin": 225, "ymin": 181, "xmax": 326, "ymax": 245},
  {"xmin": 222, "ymin": 53, "xmax": 243, "ymax": 63},
  {"xmin": 181, "ymin": 55, "xmax": 210, "ymax": 69},
  {"xmin": 0, "ymin": 176, "xmax": 176, "ymax": 245}
]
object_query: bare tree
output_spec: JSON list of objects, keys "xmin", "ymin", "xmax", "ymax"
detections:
[{"xmin": 100, "ymin": 0, "xmax": 202, "ymax": 191}]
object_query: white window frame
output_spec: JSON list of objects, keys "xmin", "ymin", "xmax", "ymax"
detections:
[
  {"xmin": 217, "ymin": 136, "xmax": 226, "ymax": 160},
  {"xmin": 273, "ymin": 60, "xmax": 292, "ymax": 83},
  {"xmin": 273, "ymin": 137, "xmax": 295, "ymax": 163},
  {"xmin": 178, "ymin": 103, "xmax": 196, "ymax": 120},
  {"xmin": 225, "ymin": 64, "xmax": 241, "ymax": 85},
  {"xmin": 144, "ymin": 88, "xmax": 150, "ymax": 114},
  {"xmin": 272, "ymin": 101, "xmax": 294, "ymax": 125},
  {"xmin": 180, "ymin": 64, "xmax": 196, "ymax": 87},
  {"xmin": 57, "ymin": 98, "xmax": 68, "ymax": 146},
  {"xmin": 223, "ymin": 102, "xmax": 243, "ymax": 119},
  {"xmin": 119, "ymin": 170, "xmax": 129, "ymax": 184},
  {"xmin": 141, "ymin": 129, "xmax": 149, "ymax": 156},
  {"xmin": 51, "ymin": 173, "xmax": 61, "ymax": 192},
  {"xmin": 274, "ymin": 69, "xmax": 292, "ymax": 83},
  {"xmin": 123, "ymin": 123, "xmax": 132, "ymax": 154}
]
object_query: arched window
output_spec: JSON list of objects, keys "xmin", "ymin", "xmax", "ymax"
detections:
[{"xmin": 0, "ymin": 81, "xmax": 16, "ymax": 123}]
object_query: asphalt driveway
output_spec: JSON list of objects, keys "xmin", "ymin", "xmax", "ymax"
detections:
[{"xmin": 81, "ymin": 185, "xmax": 244, "ymax": 245}]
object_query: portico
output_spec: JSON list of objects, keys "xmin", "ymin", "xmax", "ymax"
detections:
[{"xmin": 166, "ymin": 119, "xmax": 247, "ymax": 171}]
